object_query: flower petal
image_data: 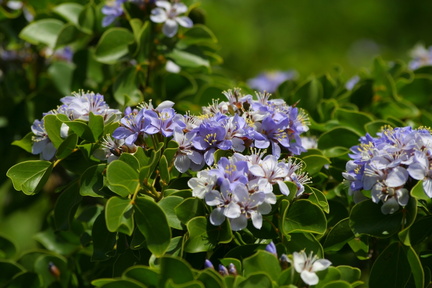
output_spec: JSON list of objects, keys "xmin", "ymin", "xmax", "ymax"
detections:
[
  {"xmin": 163, "ymin": 19, "xmax": 178, "ymax": 37},
  {"xmin": 176, "ymin": 16, "xmax": 193, "ymax": 28}
]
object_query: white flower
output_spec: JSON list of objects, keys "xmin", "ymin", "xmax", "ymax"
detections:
[
  {"xmin": 150, "ymin": 0, "xmax": 193, "ymax": 38},
  {"xmin": 187, "ymin": 170, "xmax": 217, "ymax": 199},
  {"xmin": 290, "ymin": 250, "xmax": 331, "ymax": 286}
]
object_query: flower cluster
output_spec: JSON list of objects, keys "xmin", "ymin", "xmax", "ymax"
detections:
[
  {"xmin": 111, "ymin": 88, "xmax": 310, "ymax": 173},
  {"xmin": 188, "ymin": 152, "xmax": 309, "ymax": 231},
  {"xmin": 343, "ymin": 126, "xmax": 432, "ymax": 214},
  {"xmin": 31, "ymin": 91, "xmax": 122, "ymax": 160}
]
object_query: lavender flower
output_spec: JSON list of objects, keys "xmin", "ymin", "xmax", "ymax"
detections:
[
  {"xmin": 150, "ymin": 0, "xmax": 193, "ymax": 38},
  {"xmin": 343, "ymin": 126, "xmax": 432, "ymax": 214},
  {"xmin": 31, "ymin": 119, "xmax": 56, "ymax": 160},
  {"xmin": 59, "ymin": 91, "xmax": 122, "ymax": 123},
  {"xmin": 188, "ymin": 152, "xmax": 309, "ymax": 231},
  {"xmin": 102, "ymin": 0, "xmax": 126, "ymax": 27},
  {"xmin": 289, "ymin": 250, "xmax": 331, "ymax": 286},
  {"xmin": 265, "ymin": 241, "xmax": 277, "ymax": 257},
  {"xmin": 247, "ymin": 70, "xmax": 297, "ymax": 93}
]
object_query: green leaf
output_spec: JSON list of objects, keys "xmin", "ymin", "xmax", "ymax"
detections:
[
  {"xmin": 64, "ymin": 120, "xmax": 95, "ymax": 142},
  {"xmin": 56, "ymin": 133, "xmax": 78, "ymax": 159},
  {"xmin": 43, "ymin": 114, "xmax": 65, "ymax": 148},
  {"xmin": 336, "ymin": 265, "xmax": 362, "ymax": 284},
  {"xmin": 159, "ymin": 256, "xmax": 195, "ymax": 287},
  {"xmin": 184, "ymin": 216, "xmax": 232, "ymax": 253},
  {"xmin": 291, "ymin": 77, "xmax": 323, "ymax": 120},
  {"xmin": 106, "ymin": 160, "xmax": 140, "ymax": 197},
  {"xmin": 134, "ymin": 197, "xmax": 171, "ymax": 257},
  {"xmin": 364, "ymin": 120, "xmax": 394, "ymax": 135},
  {"xmin": 167, "ymin": 49, "xmax": 210, "ymax": 69},
  {"xmin": 411, "ymin": 180, "xmax": 429, "ymax": 201},
  {"xmin": 105, "ymin": 197, "xmax": 135, "ymax": 236},
  {"xmin": 19, "ymin": 19, "xmax": 64, "ymax": 48},
  {"xmin": 323, "ymin": 218, "xmax": 355, "ymax": 252},
  {"xmin": 7, "ymin": 160, "xmax": 53, "ymax": 195},
  {"xmin": 11, "ymin": 132, "xmax": 33, "ymax": 153},
  {"xmin": 237, "ymin": 273, "xmax": 273, "ymax": 288},
  {"xmin": 283, "ymin": 200, "xmax": 327, "ymax": 235},
  {"xmin": 91, "ymin": 214, "xmax": 117, "ymax": 261},
  {"xmin": 349, "ymin": 199, "xmax": 403, "ymax": 238},
  {"xmin": 0, "ymin": 261, "xmax": 24, "ymax": 287},
  {"xmin": 369, "ymin": 242, "xmax": 416, "ymax": 288},
  {"xmin": 158, "ymin": 196, "xmax": 184, "ymax": 230},
  {"xmin": 159, "ymin": 155, "xmax": 170, "ymax": 188},
  {"xmin": 123, "ymin": 266, "xmax": 160, "ymax": 287},
  {"xmin": 408, "ymin": 216, "xmax": 432, "ymax": 246},
  {"xmin": 48, "ymin": 61, "xmax": 75, "ymax": 95},
  {"xmin": 113, "ymin": 66, "xmax": 143, "ymax": 106},
  {"xmin": 80, "ymin": 164, "xmax": 106, "ymax": 198},
  {"xmin": 334, "ymin": 108, "xmax": 373, "ymax": 135},
  {"xmin": 196, "ymin": 269, "xmax": 224, "ymax": 288},
  {"xmin": 301, "ymin": 155, "xmax": 331, "ymax": 176},
  {"xmin": 175, "ymin": 197, "xmax": 207, "ymax": 224},
  {"xmin": 94, "ymin": 28, "xmax": 135, "ymax": 64},
  {"xmin": 243, "ymin": 250, "xmax": 281, "ymax": 281},
  {"xmin": 54, "ymin": 181, "xmax": 82, "ymax": 231},
  {"xmin": 77, "ymin": 4, "xmax": 94, "ymax": 34},
  {"xmin": 53, "ymin": 3, "xmax": 83, "ymax": 25},
  {"xmin": 318, "ymin": 127, "xmax": 361, "ymax": 151},
  {"xmin": 88, "ymin": 113, "xmax": 105, "ymax": 141},
  {"xmin": 55, "ymin": 23, "xmax": 81, "ymax": 48},
  {"xmin": 285, "ymin": 233, "xmax": 324, "ymax": 258},
  {"xmin": 7, "ymin": 272, "xmax": 40, "ymax": 288},
  {"xmin": 0, "ymin": 235, "xmax": 17, "ymax": 259}
]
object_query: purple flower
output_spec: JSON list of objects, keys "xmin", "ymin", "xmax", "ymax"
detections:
[
  {"xmin": 173, "ymin": 128, "xmax": 204, "ymax": 173},
  {"xmin": 102, "ymin": 0, "xmax": 126, "ymax": 27},
  {"xmin": 59, "ymin": 91, "xmax": 122, "ymax": 123},
  {"xmin": 192, "ymin": 121, "xmax": 231, "ymax": 166},
  {"xmin": 31, "ymin": 119, "xmax": 56, "ymax": 160},
  {"xmin": 343, "ymin": 126, "xmax": 432, "ymax": 214},
  {"xmin": 150, "ymin": 0, "xmax": 193, "ymax": 38},
  {"xmin": 112, "ymin": 109, "xmax": 148, "ymax": 146},
  {"xmin": 247, "ymin": 70, "xmax": 297, "ymax": 93},
  {"xmin": 209, "ymin": 156, "xmax": 249, "ymax": 187},
  {"xmin": 265, "ymin": 241, "xmax": 277, "ymax": 256},
  {"xmin": 144, "ymin": 108, "xmax": 185, "ymax": 137},
  {"xmin": 254, "ymin": 113, "xmax": 291, "ymax": 158}
]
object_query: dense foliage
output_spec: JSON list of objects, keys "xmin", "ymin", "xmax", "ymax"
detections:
[{"xmin": 3, "ymin": 1, "xmax": 432, "ymax": 288}]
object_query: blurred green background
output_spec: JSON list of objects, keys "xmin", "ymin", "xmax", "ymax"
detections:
[
  {"xmin": 200, "ymin": 0, "xmax": 432, "ymax": 80},
  {"xmin": 2, "ymin": 0, "xmax": 432, "ymax": 254}
]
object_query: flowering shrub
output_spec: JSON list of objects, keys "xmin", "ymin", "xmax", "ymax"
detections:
[{"xmin": 3, "ymin": 1, "xmax": 432, "ymax": 288}]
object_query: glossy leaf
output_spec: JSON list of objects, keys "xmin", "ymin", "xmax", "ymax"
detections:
[
  {"xmin": 159, "ymin": 256, "xmax": 194, "ymax": 287},
  {"xmin": 43, "ymin": 114, "xmax": 65, "ymax": 148},
  {"xmin": 323, "ymin": 218, "xmax": 354, "ymax": 252},
  {"xmin": 105, "ymin": 197, "xmax": 134, "ymax": 236},
  {"xmin": 158, "ymin": 196, "xmax": 184, "ymax": 230},
  {"xmin": 185, "ymin": 216, "xmax": 232, "ymax": 253},
  {"xmin": 54, "ymin": 181, "xmax": 82, "ymax": 231},
  {"xmin": 19, "ymin": 19, "xmax": 63, "ymax": 48},
  {"xmin": 175, "ymin": 197, "xmax": 207, "ymax": 225},
  {"xmin": 91, "ymin": 214, "xmax": 117, "ymax": 261},
  {"xmin": 94, "ymin": 28, "xmax": 135, "ymax": 64},
  {"xmin": 167, "ymin": 49, "xmax": 210, "ymax": 69},
  {"xmin": 369, "ymin": 242, "xmax": 422, "ymax": 288},
  {"xmin": 113, "ymin": 66, "xmax": 143, "ymax": 106},
  {"xmin": 134, "ymin": 197, "xmax": 171, "ymax": 257},
  {"xmin": 283, "ymin": 199, "xmax": 327, "ymax": 235},
  {"xmin": 349, "ymin": 199, "xmax": 403, "ymax": 238},
  {"xmin": 80, "ymin": 164, "xmax": 106, "ymax": 197},
  {"xmin": 0, "ymin": 261, "xmax": 24, "ymax": 287},
  {"xmin": 123, "ymin": 266, "xmax": 159, "ymax": 287},
  {"xmin": 53, "ymin": 3, "xmax": 83, "ymax": 25},
  {"xmin": 7, "ymin": 160, "xmax": 53, "ymax": 195},
  {"xmin": 242, "ymin": 250, "xmax": 281, "ymax": 281},
  {"xmin": 106, "ymin": 160, "xmax": 140, "ymax": 197}
]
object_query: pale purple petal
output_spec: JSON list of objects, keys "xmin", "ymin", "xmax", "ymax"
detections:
[
  {"xmin": 209, "ymin": 208, "xmax": 225, "ymax": 226},
  {"xmin": 385, "ymin": 166, "xmax": 408, "ymax": 187},
  {"xmin": 150, "ymin": 8, "xmax": 167, "ymax": 23},
  {"xmin": 301, "ymin": 270, "xmax": 319, "ymax": 286},
  {"xmin": 176, "ymin": 16, "xmax": 193, "ymax": 28},
  {"xmin": 163, "ymin": 19, "xmax": 178, "ymax": 38}
]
